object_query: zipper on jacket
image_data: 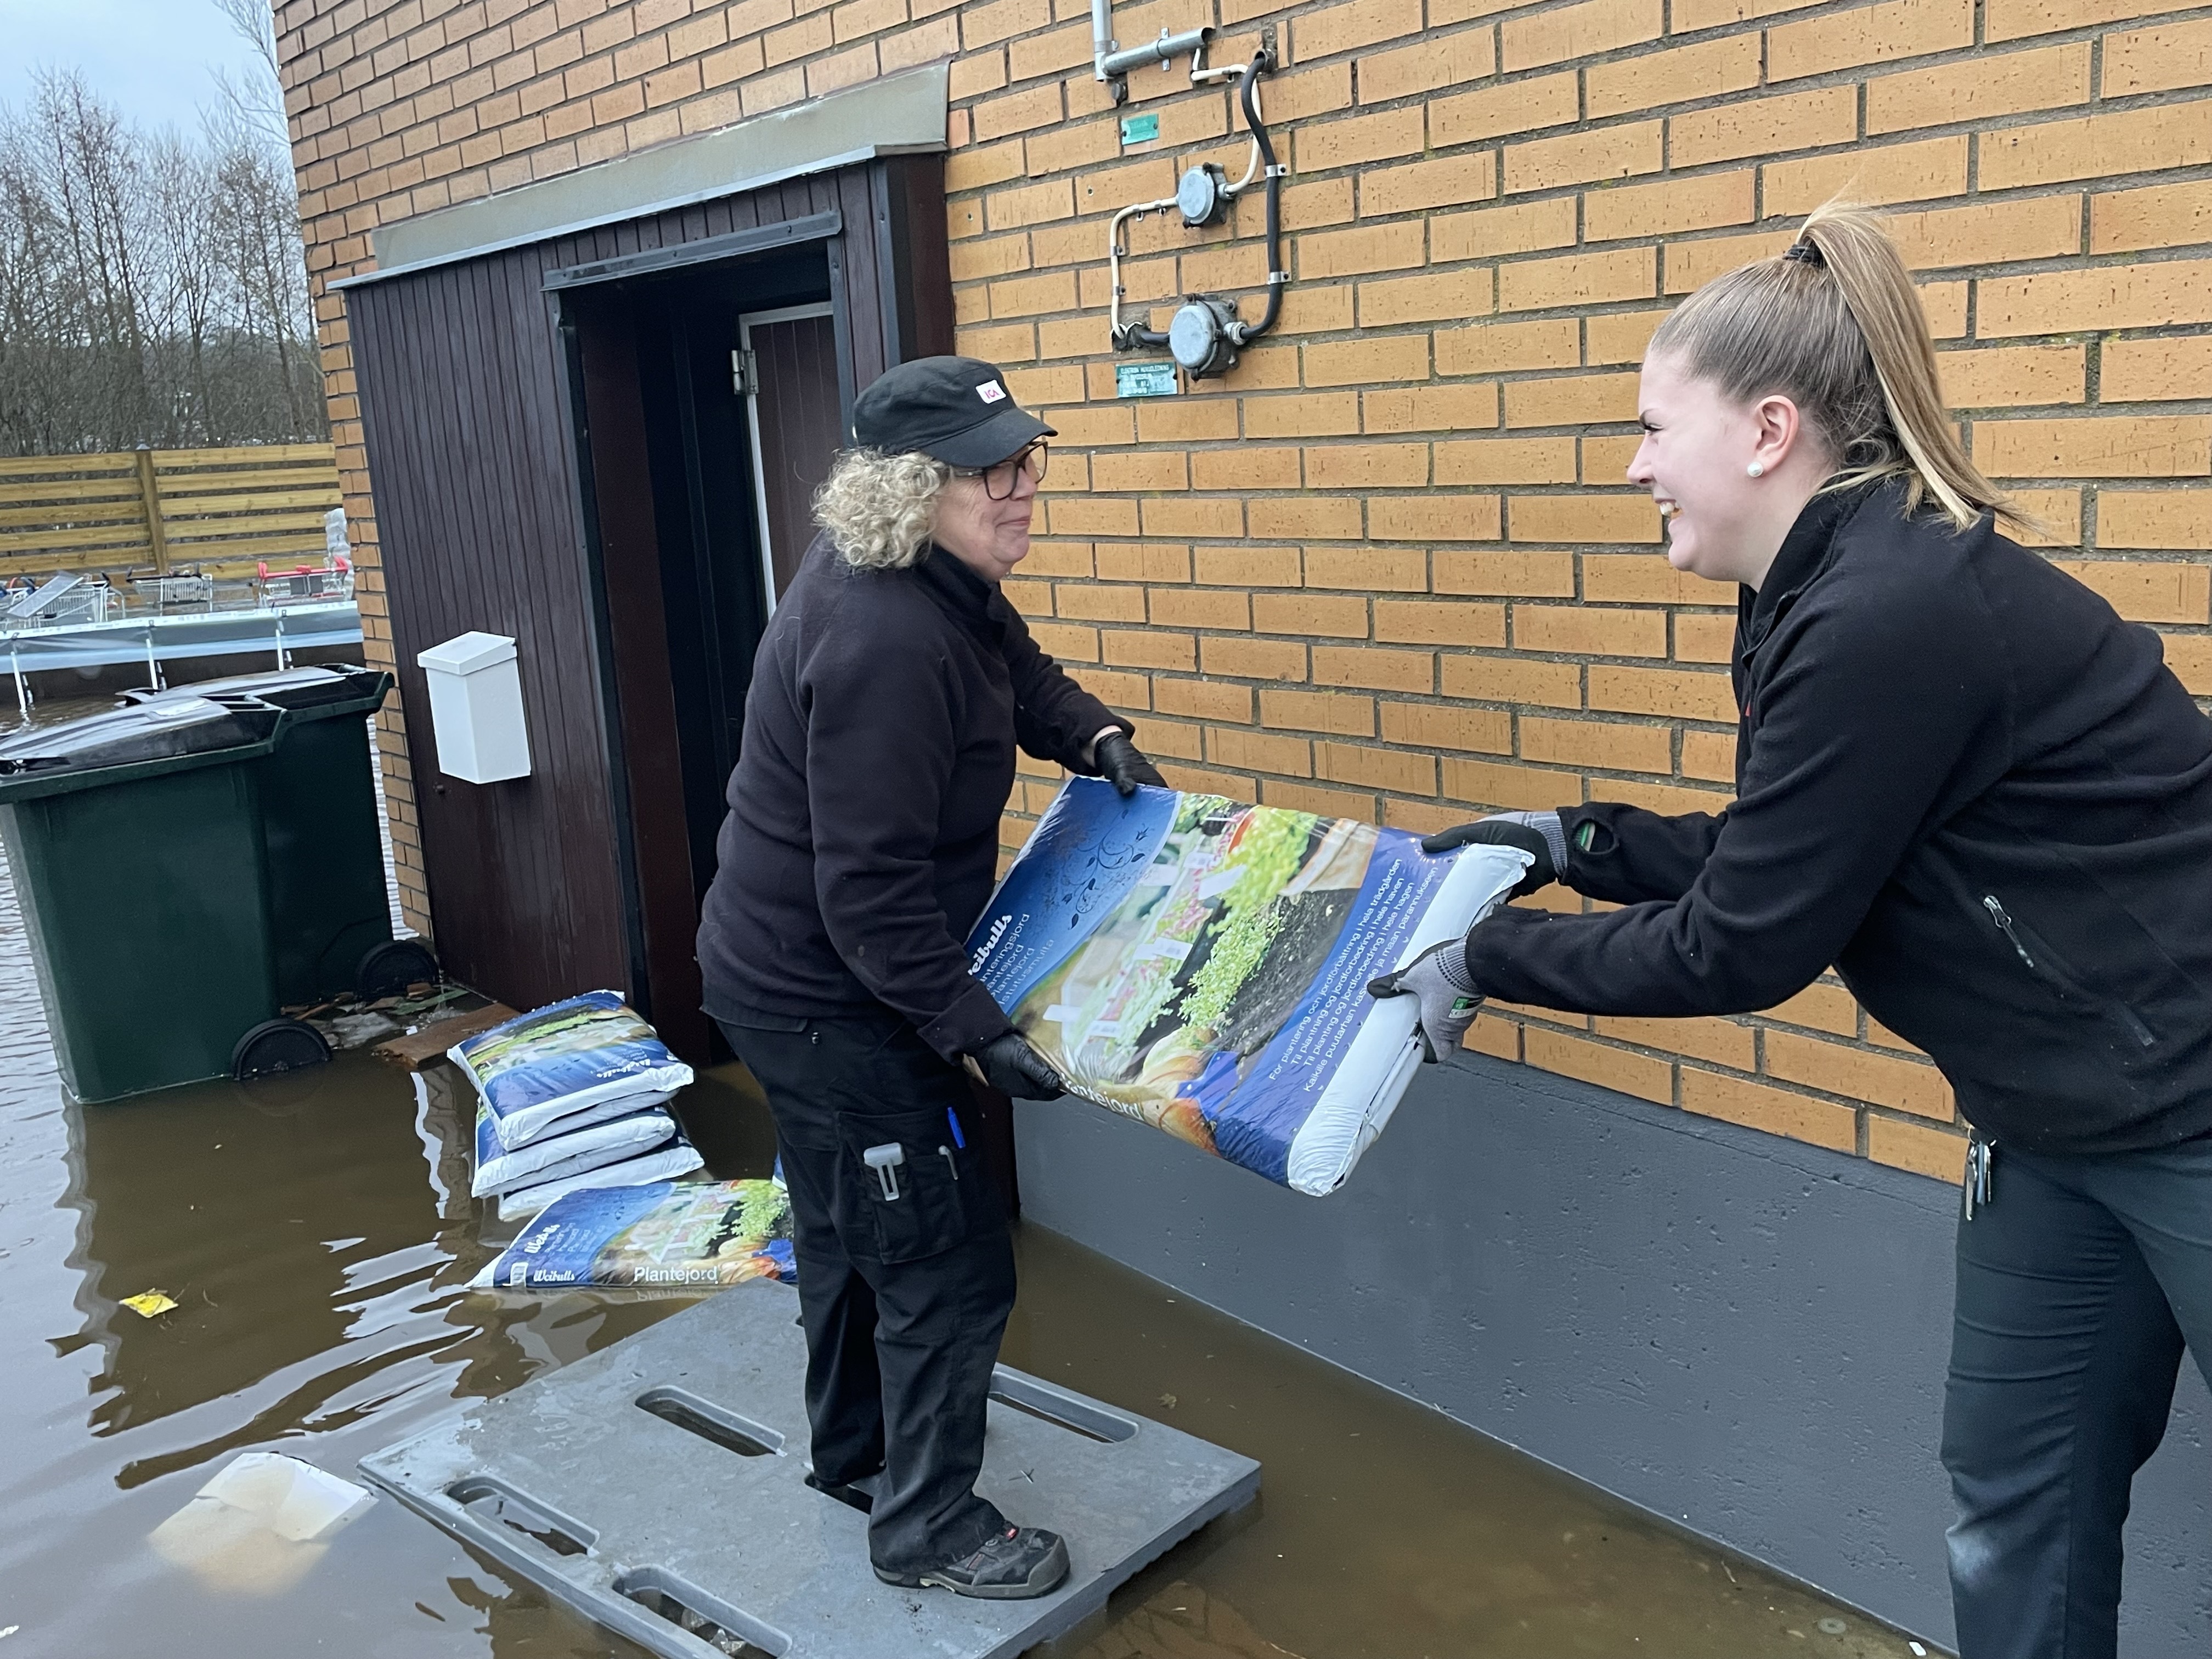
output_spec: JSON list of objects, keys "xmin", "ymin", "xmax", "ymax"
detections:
[
  {"xmin": 1983, "ymin": 894, "xmax": 2157, "ymax": 1048},
  {"xmin": 1982, "ymin": 896, "xmax": 2036, "ymax": 970}
]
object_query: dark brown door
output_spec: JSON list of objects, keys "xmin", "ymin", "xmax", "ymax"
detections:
[
  {"xmin": 571, "ymin": 291, "xmax": 711, "ymax": 1065},
  {"xmin": 740, "ymin": 303, "xmax": 843, "ymax": 603}
]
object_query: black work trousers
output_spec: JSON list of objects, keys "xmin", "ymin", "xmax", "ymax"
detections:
[
  {"xmin": 1942, "ymin": 1133, "xmax": 2212, "ymax": 1658},
  {"xmin": 717, "ymin": 1011, "xmax": 1016, "ymax": 1577}
]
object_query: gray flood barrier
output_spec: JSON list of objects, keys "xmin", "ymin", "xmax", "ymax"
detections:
[{"xmin": 359, "ymin": 1279, "xmax": 1260, "ymax": 1659}]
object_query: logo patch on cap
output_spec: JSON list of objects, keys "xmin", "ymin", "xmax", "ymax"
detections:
[{"xmin": 975, "ymin": 381, "xmax": 1007, "ymax": 404}]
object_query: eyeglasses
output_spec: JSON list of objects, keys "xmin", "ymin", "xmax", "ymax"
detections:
[{"xmin": 956, "ymin": 442, "xmax": 1048, "ymax": 500}]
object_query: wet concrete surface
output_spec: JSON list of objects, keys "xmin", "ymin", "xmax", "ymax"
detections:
[{"xmin": 0, "ymin": 704, "xmax": 1937, "ymax": 1658}]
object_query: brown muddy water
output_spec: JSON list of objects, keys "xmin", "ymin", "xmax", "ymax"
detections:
[{"xmin": 0, "ymin": 709, "xmax": 1934, "ymax": 1659}]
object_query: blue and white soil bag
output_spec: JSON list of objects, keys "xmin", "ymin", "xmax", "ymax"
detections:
[
  {"xmin": 964, "ymin": 778, "xmax": 1528, "ymax": 1195},
  {"xmin": 469, "ymin": 1178, "xmax": 794, "ymax": 1289},
  {"xmin": 489, "ymin": 1085, "xmax": 682, "ymax": 1149},
  {"xmin": 447, "ymin": 991, "xmax": 693, "ymax": 1149},
  {"xmin": 495, "ymin": 1142, "xmax": 706, "ymax": 1222},
  {"xmin": 450, "ymin": 991, "xmax": 706, "ymax": 1220},
  {"xmin": 470, "ymin": 1102, "xmax": 680, "ymax": 1198}
]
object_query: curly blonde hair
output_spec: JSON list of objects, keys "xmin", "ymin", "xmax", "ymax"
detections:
[{"xmin": 811, "ymin": 447, "xmax": 950, "ymax": 569}]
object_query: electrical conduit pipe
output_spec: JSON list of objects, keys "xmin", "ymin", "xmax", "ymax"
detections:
[{"xmin": 1105, "ymin": 53, "xmax": 1285, "ymax": 358}]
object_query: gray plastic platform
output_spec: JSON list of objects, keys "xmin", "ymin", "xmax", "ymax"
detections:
[{"xmin": 359, "ymin": 1279, "xmax": 1259, "ymax": 1658}]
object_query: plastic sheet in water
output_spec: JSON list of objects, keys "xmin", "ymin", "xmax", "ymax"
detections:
[{"xmin": 147, "ymin": 1453, "xmax": 375, "ymax": 1596}]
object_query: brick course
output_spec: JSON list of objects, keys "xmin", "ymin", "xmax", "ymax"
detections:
[{"xmin": 284, "ymin": 0, "xmax": 2212, "ymax": 1185}]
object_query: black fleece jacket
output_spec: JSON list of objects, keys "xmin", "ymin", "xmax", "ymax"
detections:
[
  {"xmin": 696, "ymin": 534, "xmax": 1127, "ymax": 1061},
  {"xmin": 1465, "ymin": 479, "xmax": 2212, "ymax": 1155}
]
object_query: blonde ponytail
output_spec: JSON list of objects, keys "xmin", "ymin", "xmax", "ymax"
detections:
[{"xmin": 1648, "ymin": 200, "xmax": 2016, "ymax": 534}]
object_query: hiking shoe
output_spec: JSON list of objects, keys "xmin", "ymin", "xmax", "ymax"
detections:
[
  {"xmin": 874, "ymin": 1526, "xmax": 1070, "ymax": 1599},
  {"xmin": 804, "ymin": 1470, "xmax": 883, "ymax": 1515}
]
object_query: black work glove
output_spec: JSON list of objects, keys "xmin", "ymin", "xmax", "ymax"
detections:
[
  {"xmin": 1094, "ymin": 731, "xmax": 1166, "ymax": 795},
  {"xmin": 1421, "ymin": 810, "xmax": 1567, "ymax": 898},
  {"xmin": 1367, "ymin": 938, "xmax": 1483, "ymax": 1063},
  {"xmin": 968, "ymin": 1031, "xmax": 1065, "ymax": 1100}
]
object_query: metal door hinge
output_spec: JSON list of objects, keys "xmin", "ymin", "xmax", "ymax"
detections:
[{"xmin": 731, "ymin": 347, "xmax": 757, "ymax": 397}]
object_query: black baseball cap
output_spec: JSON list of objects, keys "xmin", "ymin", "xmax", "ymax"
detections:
[{"xmin": 850, "ymin": 356, "xmax": 1055, "ymax": 468}]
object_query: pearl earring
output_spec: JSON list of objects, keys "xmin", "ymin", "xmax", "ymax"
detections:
[{"xmin": 1747, "ymin": 461, "xmax": 1765, "ymax": 478}]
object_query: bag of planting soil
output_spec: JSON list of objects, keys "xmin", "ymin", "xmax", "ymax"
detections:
[
  {"xmin": 964, "ymin": 777, "xmax": 1529, "ymax": 1196},
  {"xmin": 448, "ymin": 991, "xmax": 693, "ymax": 1148},
  {"xmin": 495, "ymin": 1141, "xmax": 706, "ymax": 1221},
  {"xmin": 487, "ymin": 1084, "xmax": 683, "ymax": 1152},
  {"xmin": 470, "ymin": 1178, "xmax": 793, "ymax": 1289},
  {"xmin": 470, "ymin": 1101, "xmax": 680, "ymax": 1198}
]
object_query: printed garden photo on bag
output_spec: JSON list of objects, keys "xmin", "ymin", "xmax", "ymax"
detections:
[{"xmin": 966, "ymin": 778, "xmax": 1526, "ymax": 1195}]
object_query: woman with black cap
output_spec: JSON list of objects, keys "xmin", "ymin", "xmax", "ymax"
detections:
[
  {"xmin": 1374, "ymin": 204, "xmax": 2212, "ymax": 1658},
  {"xmin": 695, "ymin": 356, "xmax": 1164, "ymax": 1600}
]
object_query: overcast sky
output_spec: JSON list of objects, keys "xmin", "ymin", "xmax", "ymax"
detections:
[{"xmin": 0, "ymin": 0, "xmax": 271, "ymax": 134}]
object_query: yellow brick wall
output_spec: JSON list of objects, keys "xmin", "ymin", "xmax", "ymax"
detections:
[{"xmin": 280, "ymin": 0, "xmax": 2212, "ymax": 1184}]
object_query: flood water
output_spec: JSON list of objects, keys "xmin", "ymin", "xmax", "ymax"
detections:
[{"xmin": 0, "ymin": 706, "xmax": 1934, "ymax": 1658}]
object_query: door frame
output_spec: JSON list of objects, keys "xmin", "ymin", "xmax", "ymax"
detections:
[
  {"xmin": 543, "ymin": 228, "xmax": 845, "ymax": 1059},
  {"xmin": 737, "ymin": 299, "xmax": 839, "ymax": 616},
  {"xmin": 532, "ymin": 159, "xmax": 949, "ymax": 1058},
  {"xmin": 541, "ymin": 209, "xmax": 842, "ymax": 291}
]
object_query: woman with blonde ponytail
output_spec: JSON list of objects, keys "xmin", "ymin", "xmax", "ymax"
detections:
[{"xmin": 1376, "ymin": 205, "xmax": 2212, "ymax": 1657}]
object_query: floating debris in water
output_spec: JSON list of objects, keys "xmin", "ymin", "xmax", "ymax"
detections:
[
  {"xmin": 148, "ymin": 1452, "xmax": 376, "ymax": 1596},
  {"xmin": 326, "ymin": 1011, "xmax": 402, "ymax": 1050},
  {"xmin": 391, "ymin": 985, "xmax": 467, "ymax": 1016},
  {"xmin": 120, "ymin": 1291, "xmax": 178, "ymax": 1318},
  {"xmin": 1818, "ymin": 1617, "xmax": 1848, "ymax": 1635}
]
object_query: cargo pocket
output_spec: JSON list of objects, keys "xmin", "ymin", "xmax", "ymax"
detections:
[{"xmin": 836, "ymin": 1103, "xmax": 997, "ymax": 1265}]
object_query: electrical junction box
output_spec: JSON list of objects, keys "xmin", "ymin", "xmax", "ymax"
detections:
[
  {"xmin": 1168, "ymin": 296, "xmax": 1243, "ymax": 379},
  {"xmin": 417, "ymin": 631, "xmax": 531, "ymax": 784},
  {"xmin": 1176, "ymin": 163, "xmax": 1229, "ymax": 228}
]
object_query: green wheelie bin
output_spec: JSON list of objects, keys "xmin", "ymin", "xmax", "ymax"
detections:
[
  {"xmin": 0, "ymin": 667, "xmax": 397, "ymax": 1102},
  {"xmin": 128, "ymin": 666, "xmax": 404, "ymax": 1006}
]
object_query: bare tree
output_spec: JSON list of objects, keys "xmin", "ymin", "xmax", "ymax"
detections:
[
  {"xmin": 146, "ymin": 130, "xmax": 222, "ymax": 432},
  {"xmin": 208, "ymin": 114, "xmax": 316, "ymax": 437},
  {"xmin": 209, "ymin": 0, "xmax": 289, "ymax": 149},
  {"xmin": 0, "ymin": 123, "xmax": 72, "ymax": 451},
  {"xmin": 0, "ymin": 58, "xmax": 323, "ymax": 456}
]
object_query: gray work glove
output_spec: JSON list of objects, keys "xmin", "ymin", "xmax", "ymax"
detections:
[
  {"xmin": 1367, "ymin": 938, "xmax": 1483, "ymax": 1063},
  {"xmin": 1094, "ymin": 732, "xmax": 1166, "ymax": 795},
  {"xmin": 1421, "ymin": 810, "xmax": 1567, "ymax": 898},
  {"xmin": 968, "ymin": 1030, "xmax": 1065, "ymax": 1099}
]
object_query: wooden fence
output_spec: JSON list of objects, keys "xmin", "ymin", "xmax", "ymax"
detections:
[{"xmin": 0, "ymin": 444, "xmax": 341, "ymax": 581}]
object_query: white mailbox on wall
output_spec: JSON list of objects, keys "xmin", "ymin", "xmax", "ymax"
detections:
[{"xmin": 417, "ymin": 631, "xmax": 531, "ymax": 784}]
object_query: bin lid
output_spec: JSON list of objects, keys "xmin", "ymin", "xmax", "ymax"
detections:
[
  {"xmin": 418, "ymin": 632, "xmax": 515, "ymax": 675},
  {"xmin": 0, "ymin": 696, "xmax": 284, "ymax": 779},
  {"xmin": 120, "ymin": 664, "xmax": 391, "ymax": 715}
]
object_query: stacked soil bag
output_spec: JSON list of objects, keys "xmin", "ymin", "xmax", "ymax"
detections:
[{"xmin": 450, "ymin": 991, "xmax": 704, "ymax": 1220}]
